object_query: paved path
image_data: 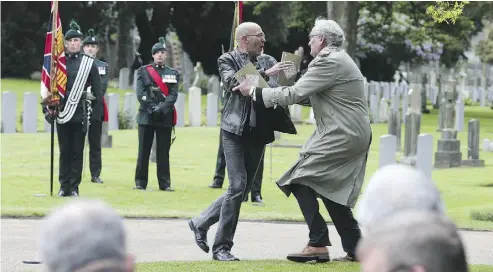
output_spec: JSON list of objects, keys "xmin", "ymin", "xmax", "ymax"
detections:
[{"xmin": 2, "ymin": 219, "xmax": 492, "ymax": 271}]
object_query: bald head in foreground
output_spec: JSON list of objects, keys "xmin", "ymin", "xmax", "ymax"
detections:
[
  {"xmin": 39, "ymin": 199, "xmax": 134, "ymax": 272},
  {"xmin": 357, "ymin": 211, "xmax": 468, "ymax": 272}
]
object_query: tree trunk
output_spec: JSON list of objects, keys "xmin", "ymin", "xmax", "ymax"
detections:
[
  {"xmin": 117, "ymin": 2, "xmax": 133, "ymax": 70},
  {"xmin": 327, "ymin": 1, "xmax": 359, "ymax": 60}
]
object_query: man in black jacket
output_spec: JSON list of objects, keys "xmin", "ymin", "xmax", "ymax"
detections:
[
  {"xmin": 189, "ymin": 22, "xmax": 295, "ymax": 261},
  {"xmin": 42, "ymin": 20, "xmax": 103, "ymax": 197},
  {"xmin": 133, "ymin": 37, "xmax": 179, "ymax": 192}
]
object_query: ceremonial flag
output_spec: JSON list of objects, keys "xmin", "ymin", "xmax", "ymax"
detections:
[
  {"xmin": 229, "ymin": 1, "xmax": 243, "ymax": 52},
  {"xmin": 40, "ymin": 0, "xmax": 67, "ymax": 102}
]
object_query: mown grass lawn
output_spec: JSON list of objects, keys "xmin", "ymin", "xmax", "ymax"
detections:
[
  {"xmin": 1, "ymin": 79, "xmax": 493, "ymax": 230},
  {"xmin": 136, "ymin": 260, "xmax": 493, "ymax": 272}
]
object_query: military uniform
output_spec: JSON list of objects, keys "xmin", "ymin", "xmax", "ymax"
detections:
[
  {"xmin": 83, "ymin": 29, "xmax": 109, "ymax": 183},
  {"xmin": 43, "ymin": 20, "xmax": 103, "ymax": 197},
  {"xmin": 134, "ymin": 37, "xmax": 179, "ymax": 191}
]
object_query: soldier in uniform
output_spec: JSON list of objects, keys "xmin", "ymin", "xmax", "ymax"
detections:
[
  {"xmin": 43, "ymin": 20, "xmax": 103, "ymax": 197},
  {"xmin": 134, "ymin": 37, "xmax": 179, "ymax": 192},
  {"xmin": 82, "ymin": 29, "xmax": 109, "ymax": 184}
]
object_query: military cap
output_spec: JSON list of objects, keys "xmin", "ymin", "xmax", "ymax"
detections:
[
  {"xmin": 64, "ymin": 19, "xmax": 83, "ymax": 40},
  {"xmin": 151, "ymin": 37, "xmax": 167, "ymax": 55},
  {"xmin": 83, "ymin": 29, "xmax": 98, "ymax": 46}
]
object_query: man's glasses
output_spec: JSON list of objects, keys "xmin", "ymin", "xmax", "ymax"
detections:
[{"xmin": 245, "ymin": 32, "xmax": 265, "ymax": 38}]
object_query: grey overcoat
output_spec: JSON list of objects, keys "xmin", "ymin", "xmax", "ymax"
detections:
[{"xmin": 258, "ymin": 47, "xmax": 372, "ymax": 208}]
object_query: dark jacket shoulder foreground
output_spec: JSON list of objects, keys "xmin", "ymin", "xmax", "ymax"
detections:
[
  {"xmin": 135, "ymin": 63, "xmax": 179, "ymax": 127},
  {"xmin": 217, "ymin": 50, "xmax": 296, "ymax": 144}
]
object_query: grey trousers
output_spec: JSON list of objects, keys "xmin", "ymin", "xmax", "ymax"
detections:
[{"xmin": 192, "ymin": 129, "xmax": 264, "ymax": 253}]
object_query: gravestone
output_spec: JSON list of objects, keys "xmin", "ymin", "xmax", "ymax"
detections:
[
  {"xmin": 462, "ymin": 119, "xmax": 485, "ymax": 167},
  {"xmin": 401, "ymin": 82, "xmax": 409, "ymax": 123},
  {"xmin": 206, "ymin": 93, "xmax": 218, "ymax": 127},
  {"xmin": 182, "ymin": 52, "xmax": 194, "ymax": 93},
  {"xmin": 421, "ymin": 74, "xmax": 430, "ymax": 114},
  {"xmin": 23, "ymin": 92, "xmax": 38, "ymax": 133},
  {"xmin": 379, "ymin": 134, "xmax": 396, "ymax": 168},
  {"xmin": 455, "ymin": 69, "xmax": 466, "ymax": 131},
  {"xmin": 123, "ymin": 93, "xmax": 137, "ymax": 129},
  {"xmin": 434, "ymin": 77, "xmax": 462, "ymax": 168},
  {"xmin": 133, "ymin": 70, "xmax": 139, "ymax": 91},
  {"xmin": 483, "ymin": 139, "xmax": 491, "ymax": 152},
  {"xmin": 1, "ymin": 92, "xmax": 16, "ymax": 133},
  {"xmin": 175, "ymin": 92, "xmax": 185, "ymax": 127},
  {"xmin": 416, "ymin": 134, "xmax": 433, "ymax": 179},
  {"xmin": 388, "ymin": 88, "xmax": 401, "ymax": 151},
  {"xmin": 306, "ymin": 108, "xmax": 316, "ymax": 124},
  {"xmin": 192, "ymin": 62, "xmax": 204, "ymax": 88},
  {"xmin": 400, "ymin": 88, "xmax": 421, "ymax": 166},
  {"xmin": 107, "ymin": 93, "xmax": 120, "ymax": 130},
  {"xmin": 207, "ymin": 75, "xmax": 220, "ymax": 94},
  {"xmin": 289, "ymin": 104, "xmax": 303, "ymax": 123},
  {"xmin": 118, "ymin": 68, "xmax": 130, "ymax": 90},
  {"xmin": 378, "ymin": 97, "xmax": 389, "ymax": 123},
  {"xmin": 370, "ymin": 91, "xmax": 379, "ymax": 123},
  {"xmin": 382, "ymin": 82, "xmax": 390, "ymax": 100},
  {"xmin": 188, "ymin": 87, "xmax": 202, "ymax": 127},
  {"xmin": 101, "ymin": 121, "xmax": 113, "ymax": 148}
]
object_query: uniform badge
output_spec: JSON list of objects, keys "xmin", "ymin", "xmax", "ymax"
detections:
[
  {"xmin": 98, "ymin": 66, "xmax": 106, "ymax": 75},
  {"xmin": 92, "ymin": 37, "xmax": 95, "ymax": 41},
  {"xmin": 162, "ymin": 74, "xmax": 177, "ymax": 83},
  {"xmin": 142, "ymin": 95, "xmax": 146, "ymax": 100}
]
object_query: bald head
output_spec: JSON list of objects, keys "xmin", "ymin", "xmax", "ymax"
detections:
[
  {"xmin": 234, "ymin": 22, "xmax": 265, "ymax": 57},
  {"xmin": 356, "ymin": 164, "xmax": 445, "ymax": 233},
  {"xmin": 39, "ymin": 199, "xmax": 133, "ymax": 272}
]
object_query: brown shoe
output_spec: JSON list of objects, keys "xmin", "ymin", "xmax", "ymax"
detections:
[
  {"xmin": 287, "ymin": 246, "xmax": 330, "ymax": 263},
  {"xmin": 332, "ymin": 254, "xmax": 357, "ymax": 262}
]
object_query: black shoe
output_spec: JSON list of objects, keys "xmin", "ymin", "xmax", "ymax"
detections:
[
  {"xmin": 188, "ymin": 220, "xmax": 209, "ymax": 253},
  {"xmin": 332, "ymin": 254, "xmax": 357, "ymax": 262},
  {"xmin": 91, "ymin": 176, "xmax": 103, "ymax": 184},
  {"xmin": 57, "ymin": 190, "xmax": 67, "ymax": 197},
  {"xmin": 70, "ymin": 191, "xmax": 79, "ymax": 197},
  {"xmin": 213, "ymin": 249, "xmax": 240, "ymax": 261},
  {"xmin": 160, "ymin": 187, "xmax": 175, "ymax": 192},
  {"xmin": 208, "ymin": 182, "xmax": 223, "ymax": 189},
  {"xmin": 252, "ymin": 195, "xmax": 264, "ymax": 206},
  {"xmin": 133, "ymin": 186, "xmax": 146, "ymax": 190}
]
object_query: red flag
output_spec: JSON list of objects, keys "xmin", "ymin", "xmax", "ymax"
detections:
[{"xmin": 40, "ymin": 0, "xmax": 67, "ymax": 103}]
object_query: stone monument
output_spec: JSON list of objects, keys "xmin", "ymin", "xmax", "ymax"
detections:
[
  {"xmin": 434, "ymin": 76, "xmax": 462, "ymax": 168},
  {"xmin": 462, "ymin": 119, "xmax": 485, "ymax": 167},
  {"xmin": 400, "ymin": 88, "xmax": 421, "ymax": 166}
]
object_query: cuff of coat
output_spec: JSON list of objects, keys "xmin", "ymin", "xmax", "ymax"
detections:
[{"xmin": 254, "ymin": 87, "xmax": 272, "ymax": 108}]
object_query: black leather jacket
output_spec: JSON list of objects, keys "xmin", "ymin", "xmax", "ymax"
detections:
[{"xmin": 218, "ymin": 49, "xmax": 296, "ymax": 143}]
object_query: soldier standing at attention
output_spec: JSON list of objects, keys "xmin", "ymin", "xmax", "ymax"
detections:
[
  {"xmin": 134, "ymin": 37, "xmax": 179, "ymax": 192},
  {"xmin": 82, "ymin": 28, "xmax": 109, "ymax": 184},
  {"xmin": 42, "ymin": 20, "xmax": 102, "ymax": 197}
]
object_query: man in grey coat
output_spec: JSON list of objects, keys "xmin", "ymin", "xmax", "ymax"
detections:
[{"xmin": 234, "ymin": 18, "xmax": 372, "ymax": 262}]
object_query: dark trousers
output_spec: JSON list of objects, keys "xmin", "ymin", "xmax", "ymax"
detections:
[
  {"xmin": 291, "ymin": 184, "xmax": 361, "ymax": 257},
  {"xmin": 212, "ymin": 129, "xmax": 265, "ymax": 199},
  {"xmin": 88, "ymin": 120, "xmax": 102, "ymax": 177},
  {"xmin": 57, "ymin": 122, "xmax": 87, "ymax": 193},
  {"xmin": 135, "ymin": 125, "xmax": 172, "ymax": 189},
  {"xmin": 193, "ymin": 129, "xmax": 265, "ymax": 253}
]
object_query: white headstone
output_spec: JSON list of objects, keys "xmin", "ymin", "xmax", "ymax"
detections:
[
  {"xmin": 379, "ymin": 98, "xmax": 389, "ymax": 123},
  {"xmin": 370, "ymin": 94, "xmax": 379, "ymax": 123},
  {"xmin": 107, "ymin": 93, "xmax": 120, "ymax": 130},
  {"xmin": 118, "ymin": 68, "xmax": 130, "ymax": 90},
  {"xmin": 379, "ymin": 134, "xmax": 396, "ymax": 168},
  {"xmin": 23, "ymin": 92, "xmax": 38, "ymax": 133},
  {"xmin": 289, "ymin": 104, "xmax": 302, "ymax": 123},
  {"xmin": 483, "ymin": 139, "xmax": 491, "ymax": 152},
  {"xmin": 188, "ymin": 87, "xmax": 202, "ymax": 127},
  {"xmin": 1, "ymin": 91, "xmax": 16, "ymax": 133},
  {"xmin": 206, "ymin": 93, "xmax": 218, "ymax": 127},
  {"xmin": 175, "ymin": 92, "xmax": 185, "ymax": 127},
  {"xmin": 306, "ymin": 108, "xmax": 316, "ymax": 124},
  {"xmin": 123, "ymin": 93, "xmax": 137, "ymax": 129},
  {"xmin": 416, "ymin": 133, "xmax": 433, "ymax": 179},
  {"xmin": 408, "ymin": 88, "xmax": 421, "ymax": 114},
  {"xmin": 133, "ymin": 70, "xmax": 139, "ymax": 91}
]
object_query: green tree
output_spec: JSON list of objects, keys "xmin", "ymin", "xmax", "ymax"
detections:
[
  {"xmin": 475, "ymin": 31, "xmax": 493, "ymax": 64},
  {"xmin": 426, "ymin": 1, "xmax": 469, "ymax": 24}
]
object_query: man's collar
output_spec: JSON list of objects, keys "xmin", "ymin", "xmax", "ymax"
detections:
[
  {"xmin": 66, "ymin": 51, "xmax": 81, "ymax": 58},
  {"xmin": 153, "ymin": 63, "xmax": 165, "ymax": 69}
]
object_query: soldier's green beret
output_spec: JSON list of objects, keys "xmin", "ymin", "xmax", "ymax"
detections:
[
  {"xmin": 151, "ymin": 37, "xmax": 167, "ymax": 55},
  {"xmin": 64, "ymin": 19, "xmax": 83, "ymax": 40},
  {"xmin": 83, "ymin": 29, "xmax": 98, "ymax": 46}
]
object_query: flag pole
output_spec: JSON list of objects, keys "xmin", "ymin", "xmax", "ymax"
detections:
[{"xmin": 49, "ymin": 0, "xmax": 59, "ymax": 197}]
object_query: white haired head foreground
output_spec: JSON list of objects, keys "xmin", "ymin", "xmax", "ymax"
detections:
[
  {"xmin": 39, "ymin": 199, "xmax": 134, "ymax": 272},
  {"xmin": 308, "ymin": 18, "xmax": 345, "ymax": 57},
  {"xmin": 356, "ymin": 164, "xmax": 446, "ymax": 233}
]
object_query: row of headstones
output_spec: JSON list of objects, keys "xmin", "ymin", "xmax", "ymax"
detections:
[
  {"xmin": 1, "ymin": 89, "xmax": 307, "ymax": 133},
  {"xmin": 379, "ymin": 119, "xmax": 486, "ymax": 178}
]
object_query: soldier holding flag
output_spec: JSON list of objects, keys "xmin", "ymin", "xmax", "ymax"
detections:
[
  {"xmin": 82, "ymin": 28, "xmax": 109, "ymax": 184},
  {"xmin": 43, "ymin": 20, "xmax": 103, "ymax": 197}
]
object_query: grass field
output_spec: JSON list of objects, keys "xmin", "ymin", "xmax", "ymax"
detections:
[
  {"xmin": 135, "ymin": 261, "xmax": 493, "ymax": 272},
  {"xmin": 1, "ymin": 78, "xmax": 493, "ymax": 230}
]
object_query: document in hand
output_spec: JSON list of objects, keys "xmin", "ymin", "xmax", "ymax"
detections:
[
  {"xmin": 234, "ymin": 63, "xmax": 270, "ymax": 88},
  {"xmin": 278, "ymin": 52, "xmax": 302, "ymax": 86}
]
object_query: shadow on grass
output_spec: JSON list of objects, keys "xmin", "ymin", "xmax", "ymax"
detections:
[{"xmin": 479, "ymin": 183, "xmax": 493, "ymax": 187}]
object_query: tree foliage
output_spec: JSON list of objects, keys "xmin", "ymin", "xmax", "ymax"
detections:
[
  {"xmin": 426, "ymin": 1, "xmax": 469, "ymax": 24},
  {"xmin": 475, "ymin": 31, "xmax": 493, "ymax": 64}
]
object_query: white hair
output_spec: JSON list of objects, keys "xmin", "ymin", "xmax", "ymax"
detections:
[
  {"xmin": 311, "ymin": 18, "xmax": 345, "ymax": 48},
  {"xmin": 39, "ymin": 199, "xmax": 127, "ymax": 272},
  {"xmin": 235, "ymin": 22, "xmax": 260, "ymax": 42},
  {"xmin": 356, "ymin": 164, "xmax": 446, "ymax": 232}
]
